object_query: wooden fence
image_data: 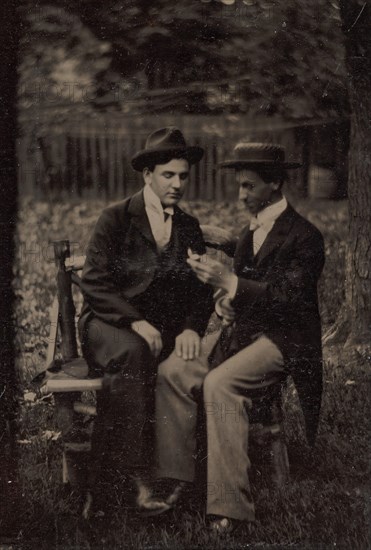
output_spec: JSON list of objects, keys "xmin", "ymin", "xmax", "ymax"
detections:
[{"xmin": 17, "ymin": 112, "xmax": 342, "ymax": 201}]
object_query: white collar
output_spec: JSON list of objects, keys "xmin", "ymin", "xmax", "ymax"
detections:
[
  {"xmin": 256, "ymin": 196, "xmax": 287, "ymax": 225},
  {"xmin": 143, "ymin": 184, "xmax": 174, "ymax": 217}
]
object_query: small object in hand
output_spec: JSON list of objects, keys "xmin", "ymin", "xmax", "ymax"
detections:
[{"xmin": 187, "ymin": 248, "xmax": 201, "ymax": 261}]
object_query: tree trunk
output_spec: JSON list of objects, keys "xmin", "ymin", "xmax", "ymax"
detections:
[
  {"xmin": 0, "ymin": 1, "xmax": 20, "ymax": 538},
  {"xmin": 324, "ymin": 1, "xmax": 371, "ymax": 346}
]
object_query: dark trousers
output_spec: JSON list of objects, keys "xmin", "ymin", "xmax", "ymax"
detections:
[{"xmin": 81, "ymin": 317, "xmax": 176, "ymax": 488}]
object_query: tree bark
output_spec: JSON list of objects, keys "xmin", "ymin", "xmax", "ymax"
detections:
[{"xmin": 325, "ymin": 1, "xmax": 371, "ymax": 346}]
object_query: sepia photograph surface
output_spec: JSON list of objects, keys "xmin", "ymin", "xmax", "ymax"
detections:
[{"xmin": 0, "ymin": 1, "xmax": 369, "ymax": 548}]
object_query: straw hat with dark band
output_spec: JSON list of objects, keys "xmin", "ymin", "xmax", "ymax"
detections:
[{"xmin": 219, "ymin": 142, "xmax": 301, "ymax": 170}]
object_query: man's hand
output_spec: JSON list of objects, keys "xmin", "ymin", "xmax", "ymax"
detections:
[
  {"xmin": 131, "ymin": 320, "xmax": 163, "ymax": 358},
  {"xmin": 175, "ymin": 329, "xmax": 201, "ymax": 361},
  {"xmin": 187, "ymin": 255, "xmax": 237, "ymax": 292}
]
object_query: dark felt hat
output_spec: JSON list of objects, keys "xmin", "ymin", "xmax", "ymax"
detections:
[
  {"xmin": 219, "ymin": 142, "xmax": 301, "ymax": 169},
  {"xmin": 131, "ymin": 127, "xmax": 204, "ymax": 172}
]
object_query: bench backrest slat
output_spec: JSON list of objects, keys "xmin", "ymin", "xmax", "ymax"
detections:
[{"xmin": 54, "ymin": 240, "xmax": 79, "ymax": 362}]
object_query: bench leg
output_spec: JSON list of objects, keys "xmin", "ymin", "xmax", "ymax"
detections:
[
  {"xmin": 54, "ymin": 392, "xmax": 90, "ymax": 487},
  {"xmin": 269, "ymin": 427, "xmax": 290, "ymax": 487},
  {"xmin": 54, "ymin": 392, "xmax": 78, "ymax": 435},
  {"xmin": 63, "ymin": 443, "xmax": 90, "ymax": 487},
  {"xmin": 62, "ymin": 451, "xmax": 69, "ymax": 484}
]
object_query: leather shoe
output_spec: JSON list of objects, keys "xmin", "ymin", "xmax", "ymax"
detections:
[
  {"xmin": 81, "ymin": 490, "xmax": 106, "ymax": 521},
  {"xmin": 208, "ymin": 516, "xmax": 236, "ymax": 535},
  {"xmin": 81, "ymin": 491, "xmax": 94, "ymax": 521},
  {"xmin": 165, "ymin": 480, "xmax": 188, "ymax": 506},
  {"xmin": 133, "ymin": 478, "xmax": 172, "ymax": 516}
]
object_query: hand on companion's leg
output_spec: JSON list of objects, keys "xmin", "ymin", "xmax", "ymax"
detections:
[
  {"xmin": 155, "ymin": 331, "xmax": 221, "ymax": 501},
  {"xmin": 175, "ymin": 329, "xmax": 201, "ymax": 360}
]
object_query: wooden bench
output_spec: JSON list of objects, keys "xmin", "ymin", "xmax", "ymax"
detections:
[
  {"xmin": 39, "ymin": 236, "xmax": 289, "ymax": 488},
  {"xmin": 37, "ymin": 241, "xmax": 102, "ymax": 485}
]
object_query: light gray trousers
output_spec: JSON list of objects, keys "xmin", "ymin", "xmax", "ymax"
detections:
[{"xmin": 155, "ymin": 329, "xmax": 284, "ymax": 521}]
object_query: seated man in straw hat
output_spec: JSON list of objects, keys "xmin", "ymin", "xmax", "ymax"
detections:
[
  {"xmin": 78, "ymin": 127, "xmax": 214, "ymax": 516},
  {"xmin": 155, "ymin": 142, "xmax": 325, "ymax": 533}
]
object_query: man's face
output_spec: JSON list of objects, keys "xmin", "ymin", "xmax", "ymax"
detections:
[
  {"xmin": 236, "ymin": 169, "xmax": 278, "ymax": 215},
  {"xmin": 143, "ymin": 158, "xmax": 190, "ymax": 206}
]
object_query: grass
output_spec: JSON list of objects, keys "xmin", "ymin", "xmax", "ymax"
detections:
[{"xmin": 12, "ymin": 197, "xmax": 369, "ymax": 549}]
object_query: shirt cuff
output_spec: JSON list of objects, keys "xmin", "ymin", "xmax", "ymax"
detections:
[
  {"xmin": 215, "ymin": 297, "xmax": 224, "ymax": 318},
  {"xmin": 227, "ymin": 274, "xmax": 238, "ymax": 300}
]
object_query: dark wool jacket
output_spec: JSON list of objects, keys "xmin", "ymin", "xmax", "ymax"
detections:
[
  {"xmin": 215, "ymin": 204, "xmax": 325, "ymax": 445},
  {"xmin": 78, "ymin": 190, "xmax": 214, "ymax": 339}
]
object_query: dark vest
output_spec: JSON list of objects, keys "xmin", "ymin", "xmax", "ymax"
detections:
[{"xmin": 129, "ymin": 230, "xmax": 188, "ymax": 334}]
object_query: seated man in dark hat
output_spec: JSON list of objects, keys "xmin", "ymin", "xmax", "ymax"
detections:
[
  {"xmin": 155, "ymin": 142, "xmax": 325, "ymax": 532},
  {"xmin": 78, "ymin": 127, "xmax": 214, "ymax": 515}
]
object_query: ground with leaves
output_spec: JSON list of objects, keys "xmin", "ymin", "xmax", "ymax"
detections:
[{"xmin": 13, "ymin": 197, "xmax": 369, "ymax": 549}]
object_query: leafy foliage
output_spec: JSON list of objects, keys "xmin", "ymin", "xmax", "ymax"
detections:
[
  {"xmin": 19, "ymin": 0, "xmax": 347, "ymax": 118},
  {"xmin": 18, "ymin": 3, "xmax": 110, "ymax": 114},
  {"xmin": 227, "ymin": 0, "xmax": 347, "ymax": 118}
]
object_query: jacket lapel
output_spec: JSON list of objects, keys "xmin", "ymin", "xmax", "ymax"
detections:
[
  {"xmin": 127, "ymin": 190, "xmax": 157, "ymax": 248},
  {"xmin": 234, "ymin": 228, "xmax": 254, "ymax": 275},
  {"xmin": 254, "ymin": 204, "xmax": 296, "ymax": 266},
  {"xmin": 170, "ymin": 206, "xmax": 192, "ymax": 258}
]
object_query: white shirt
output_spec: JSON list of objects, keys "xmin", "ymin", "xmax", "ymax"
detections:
[
  {"xmin": 217, "ymin": 196, "xmax": 288, "ymax": 313},
  {"xmin": 143, "ymin": 184, "xmax": 174, "ymax": 251},
  {"xmin": 250, "ymin": 196, "xmax": 288, "ymax": 256}
]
